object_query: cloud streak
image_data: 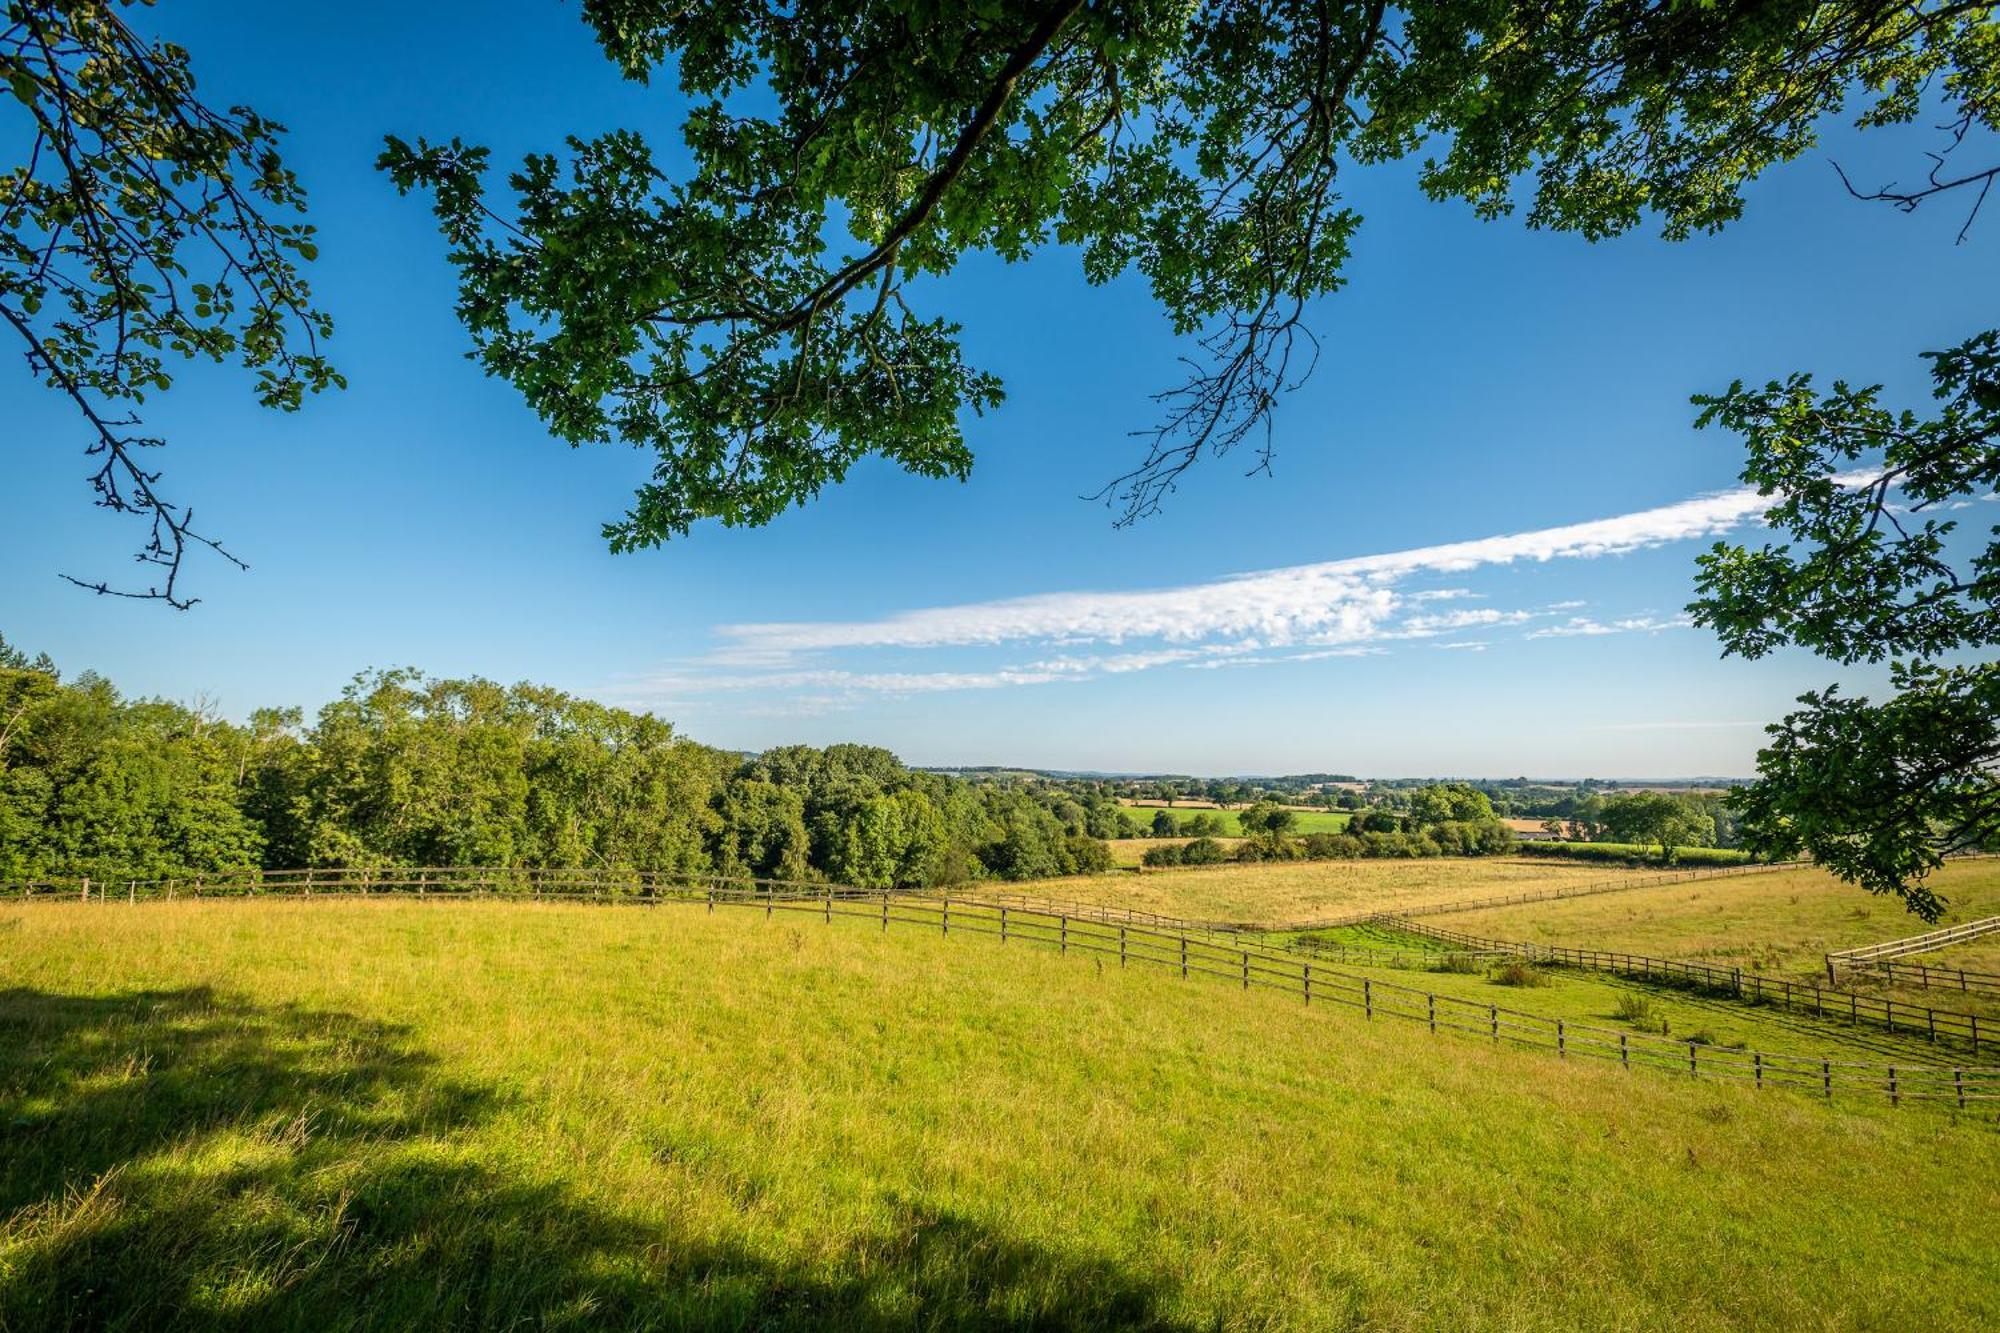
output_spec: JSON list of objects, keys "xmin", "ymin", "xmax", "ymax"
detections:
[
  {"xmin": 618, "ymin": 486, "xmax": 1768, "ymax": 708},
  {"xmin": 716, "ymin": 487, "xmax": 1763, "ymax": 657}
]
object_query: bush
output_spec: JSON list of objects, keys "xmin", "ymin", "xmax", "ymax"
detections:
[
  {"xmin": 1613, "ymin": 993, "xmax": 1667, "ymax": 1033},
  {"xmin": 1489, "ymin": 960, "xmax": 1550, "ymax": 988},
  {"xmin": 1517, "ymin": 842, "xmax": 1753, "ymax": 867},
  {"xmin": 1141, "ymin": 844, "xmax": 1183, "ymax": 868},
  {"xmin": 1063, "ymin": 835, "xmax": 1114, "ymax": 875},
  {"xmin": 1179, "ymin": 836, "xmax": 1227, "ymax": 866},
  {"xmin": 1432, "ymin": 952, "xmax": 1480, "ymax": 975}
]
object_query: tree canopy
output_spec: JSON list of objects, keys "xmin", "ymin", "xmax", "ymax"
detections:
[
  {"xmin": 3, "ymin": 0, "xmax": 341, "ymax": 605},
  {"xmin": 382, "ymin": 0, "xmax": 1999, "ymax": 545},
  {"xmin": 1691, "ymin": 334, "xmax": 1999, "ymax": 918}
]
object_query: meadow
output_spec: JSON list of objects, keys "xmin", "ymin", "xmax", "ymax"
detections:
[
  {"xmin": 2, "ymin": 895, "xmax": 1997, "ymax": 1330},
  {"xmin": 1040, "ymin": 856, "xmax": 1662, "ymax": 924},
  {"xmin": 1428, "ymin": 862, "xmax": 2000, "ymax": 980},
  {"xmin": 1117, "ymin": 806, "xmax": 1352, "ymax": 837}
]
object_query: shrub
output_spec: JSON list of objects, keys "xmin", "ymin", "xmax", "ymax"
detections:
[
  {"xmin": 1432, "ymin": 952, "xmax": 1480, "ymax": 975},
  {"xmin": 1612, "ymin": 993, "xmax": 1667, "ymax": 1032},
  {"xmin": 1141, "ymin": 844, "xmax": 1183, "ymax": 868},
  {"xmin": 1517, "ymin": 842, "xmax": 1753, "ymax": 867},
  {"xmin": 1489, "ymin": 960, "xmax": 1550, "ymax": 988},
  {"xmin": 1179, "ymin": 836, "xmax": 1227, "ymax": 866},
  {"xmin": 1063, "ymin": 835, "xmax": 1114, "ymax": 875}
]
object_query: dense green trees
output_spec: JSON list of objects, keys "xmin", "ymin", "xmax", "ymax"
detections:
[{"xmin": 0, "ymin": 644, "xmax": 1110, "ymax": 886}]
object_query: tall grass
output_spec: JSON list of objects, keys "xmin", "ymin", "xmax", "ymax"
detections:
[{"xmin": 1, "ymin": 899, "xmax": 1996, "ymax": 1329}]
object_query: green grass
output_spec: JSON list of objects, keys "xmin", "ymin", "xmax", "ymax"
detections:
[
  {"xmin": 1428, "ymin": 861, "xmax": 2000, "ymax": 1021},
  {"xmin": 1517, "ymin": 843, "xmax": 1755, "ymax": 867},
  {"xmin": 2, "ymin": 898, "xmax": 1998, "ymax": 1329},
  {"xmin": 1122, "ymin": 807, "xmax": 1352, "ymax": 837}
]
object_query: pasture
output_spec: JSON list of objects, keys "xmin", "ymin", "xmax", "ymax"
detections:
[
  {"xmin": 1044, "ymin": 856, "xmax": 1664, "ymax": 925},
  {"xmin": 1118, "ymin": 807, "xmax": 1352, "ymax": 837},
  {"xmin": 2, "ymin": 896, "xmax": 1997, "ymax": 1329}
]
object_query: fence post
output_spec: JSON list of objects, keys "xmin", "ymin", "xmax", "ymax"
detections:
[
  {"xmin": 1119, "ymin": 925, "xmax": 1126, "ymax": 968},
  {"xmin": 824, "ymin": 889, "xmax": 832, "ymax": 924},
  {"xmin": 1180, "ymin": 937, "xmax": 1188, "ymax": 979},
  {"xmin": 1241, "ymin": 951, "xmax": 1249, "ymax": 990},
  {"xmin": 881, "ymin": 892, "xmax": 889, "ymax": 931},
  {"xmin": 1754, "ymin": 1051, "xmax": 1762, "ymax": 1088},
  {"xmin": 1889, "ymin": 1066, "xmax": 1899, "ymax": 1107},
  {"xmin": 1363, "ymin": 979, "xmax": 1373, "ymax": 1019},
  {"xmin": 942, "ymin": 896, "xmax": 949, "ymax": 936},
  {"xmin": 80, "ymin": 876, "xmax": 89, "ymax": 903},
  {"xmin": 1956, "ymin": 1068, "xmax": 1966, "ymax": 1109},
  {"xmin": 1823, "ymin": 1058, "xmax": 1832, "ymax": 1099},
  {"xmin": 1688, "ymin": 1042, "xmax": 1697, "ymax": 1077},
  {"xmin": 128, "ymin": 880, "xmax": 135, "ymax": 904},
  {"xmin": 1927, "ymin": 1009, "xmax": 1936, "ymax": 1043},
  {"xmin": 1973, "ymin": 1015, "xmax": 1981, "ymax": 1055},
  {"xmin": 707, "ymin": 888, "xmax": 714, "ymax": 914},
  {"xmin": 1060, "ymin": 916, "xmax": 1068, "ymax": 953},
  {"xmin": 1427, "ymin": 993, "xmax": 1435, "ymax": 1032},
  {"xmin": 1557, "ymin": 1019, "xmax": 1565, "ymax": 1058},
  {"xmin": 1001, "ymin": 906, "xmax": 1009, "ymax": 942},
  {"xmin": 1489, "ymin": 1005, "xmax": 1498, "ymax": 1041},
  {"xmin": 1620, "ymin": 1032, "xmax": 1629, "ymax": 1068}
]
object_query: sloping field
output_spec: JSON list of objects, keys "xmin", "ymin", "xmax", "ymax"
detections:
[
  {"xmin": 1046, "ymin": 857, "xmax": 1668, "ymax": 925},
  {"xmin": 3, "ymin": 899, "xmax": 1996, "ymax": 1329},
  {"xmin": 1429, "ymin": 862, "xmax": 2000, "ymax": 978}
]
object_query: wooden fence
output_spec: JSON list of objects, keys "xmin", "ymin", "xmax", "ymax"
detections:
[
  {"xmin": 1826, "ymin": 914, "xmax": 2000, "ymax": 995},
  {"xmin": 1373, "ymin": 916, "xmax": 1994, "ymax": 1054},
  {"xmin": 7, "ymin": 867, "xmax": 1996, "ymax": 1108}
]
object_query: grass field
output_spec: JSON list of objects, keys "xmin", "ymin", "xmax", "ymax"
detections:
[
  {"xmin": 1408, "ymin": 860, "xmax": 2000, "ymax": 1024},
  {"xmin": 1429, "ymin": 862, "xmax": 2000, "ymax": 977},
  {"xmin": 1120, "ymin": 808, "xmax": 1352, "ymax": 837},
  {"xmin": 1045, "ymin": 856, "xmax": 1664, "ymax": 925},
  {"xmin": 2, "ymin": 898, "xmax": 1997, "ymax": 1329}
]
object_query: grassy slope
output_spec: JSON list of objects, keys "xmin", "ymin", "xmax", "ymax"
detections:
[
  {"xmin": 1425, "ymin": 862, "xmax": 2000, "ymax": 1022},
  {"xmin": 1045, "ymin": 857, "xmax": 1656, "ymax": 925},
  {"xmin": 2, "ymin": 900, "xmax": 1996, "ymax": 1330}
]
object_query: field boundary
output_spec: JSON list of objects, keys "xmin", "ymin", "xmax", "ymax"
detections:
[
  {"xmin": 1371, "ymin": 916, "xmax": 1994, "ymax": 1054},
  {"xmin": 1827, "ymin": 915, "xmax": 2000, "ymax": 996},
  {"xmin": 7, "ymin": 867, "xmax": 1997, "ymax": 1108}
]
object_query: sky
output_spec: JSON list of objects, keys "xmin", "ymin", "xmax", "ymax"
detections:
[{"xmin": 3, "ymin": 2, "xmax": 1996, "ymax": 778}]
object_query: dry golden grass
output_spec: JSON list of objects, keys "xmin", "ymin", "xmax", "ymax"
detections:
[
  {"xmin": 1042, "ymin": 856, "xmax": 1659, "ymax": 924},
  {"xmin": 1428, "ymin": 861, "xmax": 2000, "ymax": 1017}
]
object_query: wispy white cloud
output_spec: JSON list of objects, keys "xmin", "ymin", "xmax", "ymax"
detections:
[
  {"xmin": 1527, "ymin": 615, "xmax": 1693, "ymax": 639},
  {"xmin": 714, "ymin": 487, "xmax": 1764, "ymax": 657},
  {"xmin": 618, "ymin": 487, "xmax": 1766, "ymax": 707},
  {"xmin": 1591, "ymin": 720, "xmax": 1763, "ymax": 732}
]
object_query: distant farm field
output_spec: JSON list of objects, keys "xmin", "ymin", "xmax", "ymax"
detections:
[
  {"xmin": 1430, "ymin": 861, "xmax": 2000, "ymax": 977},
  {"xmin": 2, "ymin": 898, "xmax": 1996, "ymax": 1329},
  {"xmin": 1045, "ymin": 856, "xmax": 1653, "ymax": 925},
  {"xmin": 1117, "ymin": 806, "xmax": 1351, "ymax": 837}
]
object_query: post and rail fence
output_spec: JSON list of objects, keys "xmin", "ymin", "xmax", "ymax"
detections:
[
  {"xmin": 5, "ymin": 866, "xmax": 1997, "ymax": 1109},
  {"xmin": 1826, "ymin": 915, "xmax": 2000, "ymax": 996},
  {"xmin": 1369, "ymin": 915, "xmax": 1994, "ymax": 1055}
]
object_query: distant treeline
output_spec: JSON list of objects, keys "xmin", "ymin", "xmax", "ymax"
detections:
[
  {"xmin": 0, "ymin": 641, "xmax": 1127, "ymax": 888},
  {"xmin": 1140, "ymin": 785, "xmax": 1516, "ymax": 867}
]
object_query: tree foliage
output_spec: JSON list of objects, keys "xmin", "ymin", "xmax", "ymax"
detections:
[
  {"xmin": 381, "ymin": 1, "xmax": 2000, "ymax": 546},
  {"xmin": 2, "ymin": 0, "xmax": 341, "ymax": 605},
  {"xmin": 1692, "ymin": 334, "xmax": 2000, "ymax": 918},
  {"xmin": 0, "ymin": 640, "xmax": 1114, "ymax": 887}
]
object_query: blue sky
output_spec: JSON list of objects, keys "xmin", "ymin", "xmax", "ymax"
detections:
[{"xmin": 3, "ymin": 2, "xmax": 1995, "ymax": 777}]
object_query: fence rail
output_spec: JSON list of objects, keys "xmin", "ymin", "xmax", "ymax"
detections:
[
  {"xmin": 1826, "ymin": 915, "xmax": 2000, "ymax": 995},
  {"xmin": 6, "ymin": 867, "xmax": 1996, "ymax": 1108},
  {"xmin": 1372, "ymin": 916, "xmax": 1993, "ymax": 1054}
]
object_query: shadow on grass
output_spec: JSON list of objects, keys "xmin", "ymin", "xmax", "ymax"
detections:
[{"xmin": 0, "ymin": 987, "xmax": 1186, "ymax": 1330}]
